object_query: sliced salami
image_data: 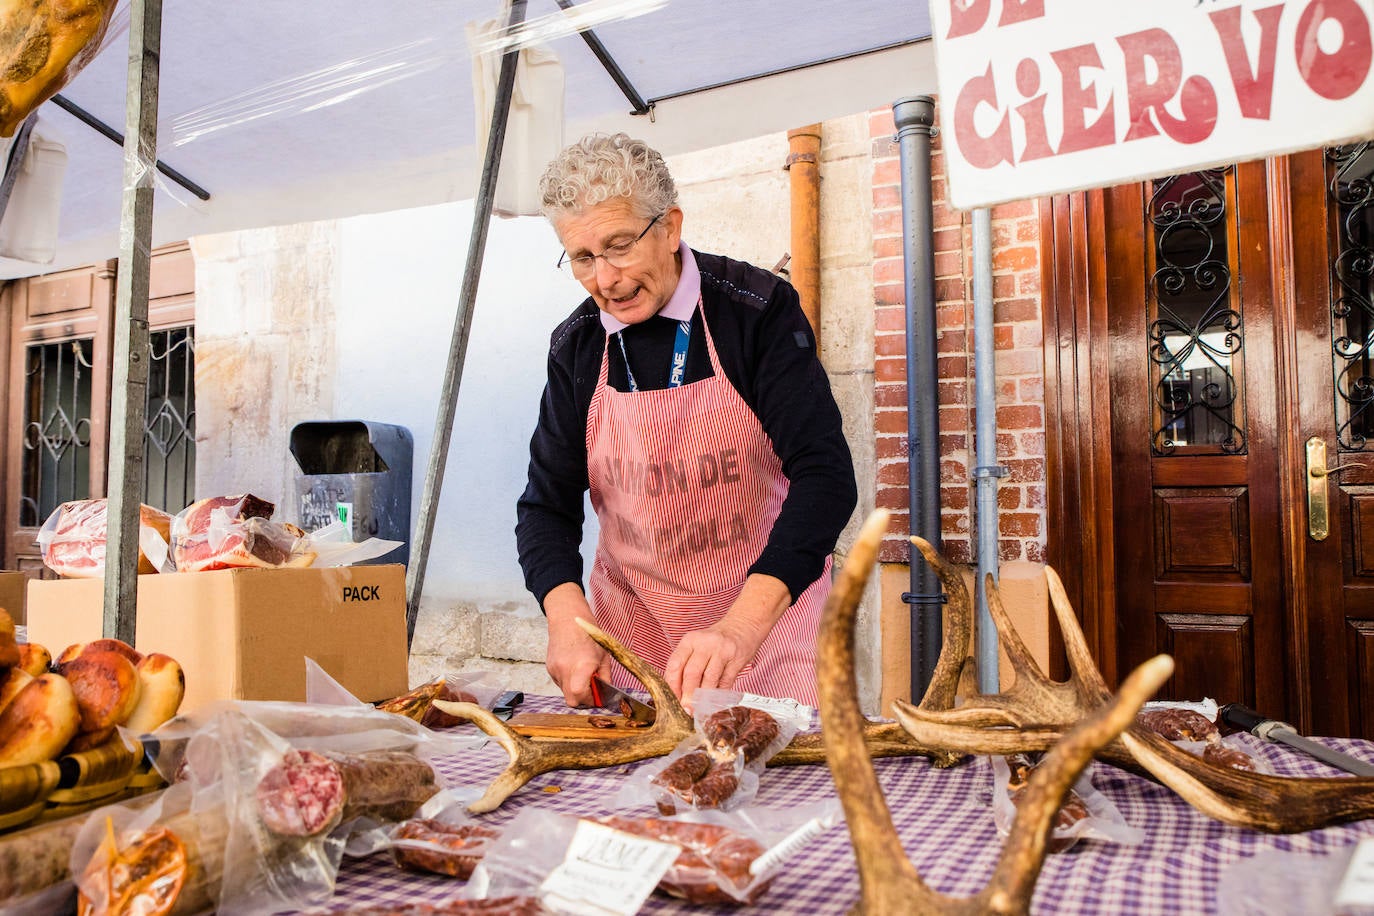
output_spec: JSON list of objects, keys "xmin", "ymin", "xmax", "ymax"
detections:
[
  {"xmin": 257, "ymin": 748, "xmax": 439, "ymax": 837},
  {"xmin": 256, "ymin": 749, "xmax": 345, "ymax": 836}
]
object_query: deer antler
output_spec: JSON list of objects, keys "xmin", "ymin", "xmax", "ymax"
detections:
[
  {"xmin": 771, "ymin": 531, "xmax": 974, "ymax": 768},
  {"xmin": 433, "ymin": 617, "xmax": 695, "ymax": 814},
  {"xmin": 821, "ymin": 510, "xmax": 1175, "ymax": 914},
  {"xmin": 893, "ymin": 546, "xmax": 1374, "ymax": 833}
]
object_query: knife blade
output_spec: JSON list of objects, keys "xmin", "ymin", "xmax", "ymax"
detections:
[
  {"xmin": 590, "ymin": 675, "xmax": 656, "ymax": 724},
  {"xmin": 1219, "ymin": 703, "xmax": 1374, "ymax": 776}
]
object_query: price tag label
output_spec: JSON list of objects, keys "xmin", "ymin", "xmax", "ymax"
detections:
[
  {"xmin": 739, "ymin": 692, "xmax": 814, "ymax": 723},
  {"xmin": 540, "ymin": 820, "xmax": 680, "ymax": 916},
  {"xmin": 1335, "ymin": 837, "xmax": 1374, "ymax": 908}
]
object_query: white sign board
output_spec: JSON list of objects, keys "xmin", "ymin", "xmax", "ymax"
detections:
[{"xmin": 929, "ymin": 0, "xmax": 1374, "ymax": 209}]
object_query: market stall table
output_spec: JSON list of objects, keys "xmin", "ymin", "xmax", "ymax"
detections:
[{"xmin": 313, "ymin": 696, "xmax": 1374, "ymax": 915}]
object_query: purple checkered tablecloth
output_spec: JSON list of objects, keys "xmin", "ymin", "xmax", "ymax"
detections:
[{"xmin": 314, "ymin": 696, "xmax": 1374, "ymax": 914}]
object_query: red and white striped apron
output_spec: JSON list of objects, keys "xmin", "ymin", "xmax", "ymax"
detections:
[{"xmin": 586, "ymin": 303, "xmax": 830, "ymax": 704}]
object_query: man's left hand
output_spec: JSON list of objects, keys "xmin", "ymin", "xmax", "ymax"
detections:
[{"xmin": 664, "ymin": 573, "xmax": 791, "ymax": 710}]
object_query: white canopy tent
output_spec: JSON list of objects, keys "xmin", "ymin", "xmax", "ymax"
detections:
[{"xmin": 0, "ymin": 0, "xmax": 936, "ymax": 278}]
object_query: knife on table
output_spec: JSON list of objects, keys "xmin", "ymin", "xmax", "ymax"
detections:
[
  {"xmin": 1219, "ymin": 703, "xmax": 1374, "ymax": 776},
  {"xmin": 590, "ymin": 675, "xmax": 656, "ymax": 725}
]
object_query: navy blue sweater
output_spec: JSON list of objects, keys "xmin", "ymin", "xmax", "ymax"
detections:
[{"xmin": 515, "ymin": 250, "xmax": 857, "ymax": 608}]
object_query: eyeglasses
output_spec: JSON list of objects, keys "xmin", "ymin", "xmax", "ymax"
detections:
[{"xmin": 557, "ymin": 214, "xmax": 662, "ymax": 278}]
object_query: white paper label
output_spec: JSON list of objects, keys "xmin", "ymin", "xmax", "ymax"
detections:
[
  {"xmin": 1335, "ymin": 837, "xmax": 1374, "ymax": 908},
  {"xmin": 739, "ymin": 692, "xmax": 814, "ymax": 722},
  {"xmin": 539, "ymin": 820, "xmax": 680, "ymax": 916},
  {"xmin": 336, "ymin": 502, "xmax": 353, "ymax": 526}
]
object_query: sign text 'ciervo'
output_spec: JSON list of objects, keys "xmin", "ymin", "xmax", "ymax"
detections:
[{"xmin": 930, "ymin": 0, "xmax": 1374, "ymax": 208}]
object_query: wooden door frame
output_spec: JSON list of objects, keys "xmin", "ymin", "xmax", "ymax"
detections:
[{"xmin": 1043, "ymin": 157, "xmax": 1314, "ymax": 724}]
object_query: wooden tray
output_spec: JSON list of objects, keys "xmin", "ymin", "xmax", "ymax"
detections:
[
  {"xmin": 507, "ymin": 712, "xmax": 653, "ymax": 739},
  {"xmin": 0, "ymin": 738, "xmax": 165, "ymax": 834}
]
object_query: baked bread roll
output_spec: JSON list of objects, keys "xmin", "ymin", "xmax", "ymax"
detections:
[
  {"xmin": 56, "ymin": 638, "xmax": 142, "ymax": 670},
  {"xmin": 123, "ymin": 653, "xmax": 185, "ymax": 734},
  {"xmin": 0, "ymin": 672, "xmax": 80, "ymax": 766},
  {"xmin": 61, "ymin": 649, "xmax": 141, "ymax": 733},
  {"xmin": 17, "ymin": 642, "xmax": 52, "ymax": 677},
  {"xmin": 0, "ymin": 665, "xmax": 33, "ymax": 717}
]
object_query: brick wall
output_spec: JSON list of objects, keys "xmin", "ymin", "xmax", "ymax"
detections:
[{"xmin": 869, "ymin": 107, "xmax": 1046, "ymax": 567}]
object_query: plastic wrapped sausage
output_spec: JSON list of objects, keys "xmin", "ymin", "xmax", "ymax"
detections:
[
  {"xmin": 596, "ymin": 814, "xmax": 770, "ymax": 905},
  {"xmin": 256, "ymin": 748, "xmax": 439, "ymax": 837},
  {"xmin": 391, "ymin": 819, "xmax": 501, "ymax": 879}
]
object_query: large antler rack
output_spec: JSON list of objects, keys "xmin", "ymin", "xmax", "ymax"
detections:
[
  {"xmin": 438, "ymin": 537, "xmax": 978, "ymax": 810},
  {"xmin": 894, "ymin": 537, "xmax": 1374, "ymax": 833},
  {"xmin": 433, "ymin": 618, "xmax": 696, "ymax": 814},
  {"xmin": 771, "ymin": 530, "xmax": 973, "ymax": 767},
  {"xmin": 821, "ymin": 510, "xmax": 1176, "ymax": 915}
]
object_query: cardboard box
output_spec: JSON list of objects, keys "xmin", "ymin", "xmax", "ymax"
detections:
[
  {"xmin": 26, "ymin": 564, "xmax": 409, "ymax": 714},
  {"xmin": 0, "ymin": 571, "xmax": 26, "ymax": 626}
]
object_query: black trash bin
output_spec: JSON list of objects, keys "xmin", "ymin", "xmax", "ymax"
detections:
[{"xmin": 289, "ymin": 420, "xmax": 413, "ymax": 567}]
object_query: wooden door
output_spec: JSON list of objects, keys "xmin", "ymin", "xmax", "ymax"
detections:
[
  {"xmin": 1051, "ymin": 147, "xmax": 1374, "ymax": 738},
  {"xmin": 1290, "ymin": 143, "xmax": 1374, "ymax": 739},
  {"xmin": 2, "ymin": 243, "xmax": 196, "ymax": 577}
]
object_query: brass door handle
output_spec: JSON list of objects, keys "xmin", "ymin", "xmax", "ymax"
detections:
[
  {"xmin": 1307, "ymin": 437, "xmax": 1365, "ymax": 540},
  {"xmin": 1309, "ymin": 463, "xmax": 1366, "ymax": 479}
]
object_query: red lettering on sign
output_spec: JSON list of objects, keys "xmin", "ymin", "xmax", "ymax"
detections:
[
  {"xmin": 1014, "ymin": 59, "xmax": 1055, "ymax": 160},
  {"xmin": 1117, "ymin": 29, "xmax": 1218, "ymax": 144},
  {"xmin": 1052, "ymin": 44, "xmax": 1116, "ymax": 154},
  {"xmin": 953, "ymin": 64, "xmax": 1015, "ymax": 168},
  {"xmin": 1295, "ymin": 0, "xmax": 1373, "ymax": 100},
  {"xmin": 947, "ymin": 0, "xmax": 991, "ymax": 39},
  {"xmin": 998, "ymin": 0, "xmax": 1045, "ymax": 27},
  {"xmin": 1210, "ymin": 4, "xmax": 1283, "ymax": 119}
]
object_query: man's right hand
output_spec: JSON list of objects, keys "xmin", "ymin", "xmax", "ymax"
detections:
[{"xmin": 543, "ymin": 582, "xmax": 610, "ymax": 707}]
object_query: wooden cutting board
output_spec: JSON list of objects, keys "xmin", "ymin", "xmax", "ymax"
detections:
[{"xmin": 506, "ymin": 712, "xmax": 651, "ymax": 739}]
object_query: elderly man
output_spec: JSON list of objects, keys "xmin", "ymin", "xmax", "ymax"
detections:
[{"xmin": 516, "ymin": 133, "xmax": 856, "ymax": 708}]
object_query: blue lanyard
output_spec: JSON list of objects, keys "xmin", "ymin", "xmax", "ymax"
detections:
[{"xmin": 618, "ymin": 318, "xmax": 692, "ymax": 393}]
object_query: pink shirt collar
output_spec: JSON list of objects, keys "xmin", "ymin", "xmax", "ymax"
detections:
[{"xmin": 599, "ymin": 241, "xmax": 699, "ymax": 334}]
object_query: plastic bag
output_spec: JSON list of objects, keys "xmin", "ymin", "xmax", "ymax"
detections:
[
  {"xmin": 1136, "ymin": 704, "xmax": 1272, "ymax": 773},
  {"xmin": 617, "ymin": 689, "xmax": 807, "ymax": 815},
  {"xmin": 344, "ymin": 787, "xmax": 495, "ymax": 879},
  {"xmin": 170, "ymin": 493, "xmax": 316, "ymax": 572},
  {"xmin": 307, "ymin": 654, "xmax": 503, "ymax": 731},
  {"xmin": 990, "ymin": 754, "xmax": 1144, "ymax": 853},
  {"xmin": 473, "ymin": 801, "xmax": 840, "ymax": 908},
  {"xmin": 37, "ymin": 498, "xmax": 173, "ymax": 577},
  {"xmin": 145, "ymin": 691, "xmax": 485, "ymax": 787},
  {"xmin": 1175, "ymin": 734, "xmax": 1275, "ymax": 775},
  {"xmin": 79, "ymin": 707, "xmax": 447, "ymax": 915},
  {"xmin": 74, "ymin": 715, "xmax": 345, "ymax": 916},
  {"xmin": 305, "ymin": 518, "xmax": 404, "ymax": 567}
]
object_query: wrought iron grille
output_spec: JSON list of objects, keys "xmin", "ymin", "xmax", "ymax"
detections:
[
  {"xmin": 144, "ymin": 326, "xmax": 195, "ymax": 513},
  {"xmin": 1328, "ymin": 143, "xmax": 1374, "ymax": 451},
  {"xmin": 1147, "ymin": 166, "xmax": 1246, "ymax": 455},
  {"xmin": 20, "ymin": 338, "xmax": 94, "ymax": 527},
  {"xmin": 19, "ymin": 327, "xmax": 196, "ymax": 527}
]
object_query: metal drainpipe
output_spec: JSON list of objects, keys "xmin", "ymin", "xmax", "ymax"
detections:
[
  {"xmin": 972, "ymin": 208, "xmax": 1006, "ymax": 695},
  {"xmin": 892, "ymin": 96, "xmax": 943, "ymax": 698},
  {"xmin": 786, "ymin": 124, "xmax": 822, "ymax": 343}
]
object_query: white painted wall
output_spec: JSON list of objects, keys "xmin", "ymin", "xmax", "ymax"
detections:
[{"xmin": 333, "ymin": 203, "xmax": 598, "ymax": 607}]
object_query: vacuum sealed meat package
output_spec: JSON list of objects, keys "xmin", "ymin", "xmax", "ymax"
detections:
[
  {"xmin": 171, "ymin": 493, "xmax": 315, "ymax": 572},
  {"xmin": 625, "ymin": 689, "xmax": 808, "ymax": 816},
  {"xmin": 38, "ymin": 498, "xmax": 172, "ymax": 577}
]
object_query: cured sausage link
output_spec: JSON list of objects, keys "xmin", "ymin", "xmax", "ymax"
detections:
[{"xmin": 256, "ymin": 748, "xmax": 439, "ymax": 837}]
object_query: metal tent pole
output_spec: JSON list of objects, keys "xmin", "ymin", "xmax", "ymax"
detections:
[
  {"xmin": 103, "ymin": 0, "xmax": 163, "ymax": 643},
  {"xmin": 406, "ymin": 0, "xmax": 527, "ymax": 645},
  {"xmin": 972, "ymin": 207, "xmax": 1005, "ymax": 695},
  {"xmin": 892, "ymin": 96, "xmax": 943, "ymax": 697}
]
